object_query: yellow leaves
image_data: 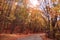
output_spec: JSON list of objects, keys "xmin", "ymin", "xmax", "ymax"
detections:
[
  {"xmin": 7, "ymin": 14, "xmax": 16, "ymax": 21},
  {"xmin": 49, "ymin": 3, "xmax": 60, "ymax": 17},
  {"xmin": 31, "ymin": 11, "xmax": 46, "ymax": 27},
  {"xmin": 27, "ymin": 7, "xmax": 47, "ymax": 27},
  {"xmin": 7, "ymin": 2, "xmax": 17, "ymax": 21},
  {"xmin": 54, "ymin": 4, "xmax": 60, "ymax": 10},
  {"xmin": 15, "ymin": 0, "xmax": 19, "ymax": 2},
  {"xmin": 52, "ymin": 4, "xmax": 60, "ymax": 15},
  {"xmin": 52, "ymin": 0, "xmax": 56, "ymax": 2},
  {"xmin": 58, "ymin": 10, "xmax": 60, "ymax": 13},
  {"xmin": 3, "ymin": 4, "xmax": 7, "ymax": 10},
  {"xmin": 38, "ymin": 16, "xmax": 46, "ymax": 27},
  {"xmin": 23, "ymin": 0, "xmax": 28, "ymax": 5}
]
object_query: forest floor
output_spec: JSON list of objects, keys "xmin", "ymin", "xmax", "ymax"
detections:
[{"xmin": 0, "ymin": 33, "xmax": 53, "ymax": 40}]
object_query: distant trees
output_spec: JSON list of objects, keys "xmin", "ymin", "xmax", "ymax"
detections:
[{"xmin": 0, "ymin": 0, "xmax": 47, "ymax": 34}]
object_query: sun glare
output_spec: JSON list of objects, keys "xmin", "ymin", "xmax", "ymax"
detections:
[{"xmin": 29, "ymin": 0, "xmax": 39, "ymax": 7}]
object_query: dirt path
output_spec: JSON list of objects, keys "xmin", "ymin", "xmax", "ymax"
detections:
[{"xmin": 0, "ymin": 33, "xmax": 53, "ymax": 40}]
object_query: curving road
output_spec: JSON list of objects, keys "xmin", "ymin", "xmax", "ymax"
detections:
[{"xmin": 0, "ymin": 34, "xmax": 53, "ymax": 40}]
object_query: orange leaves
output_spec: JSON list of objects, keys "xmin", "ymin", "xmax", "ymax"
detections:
[{"xmin": 52, "ymin": 0, "xmax": 56, "ymax": 2}]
